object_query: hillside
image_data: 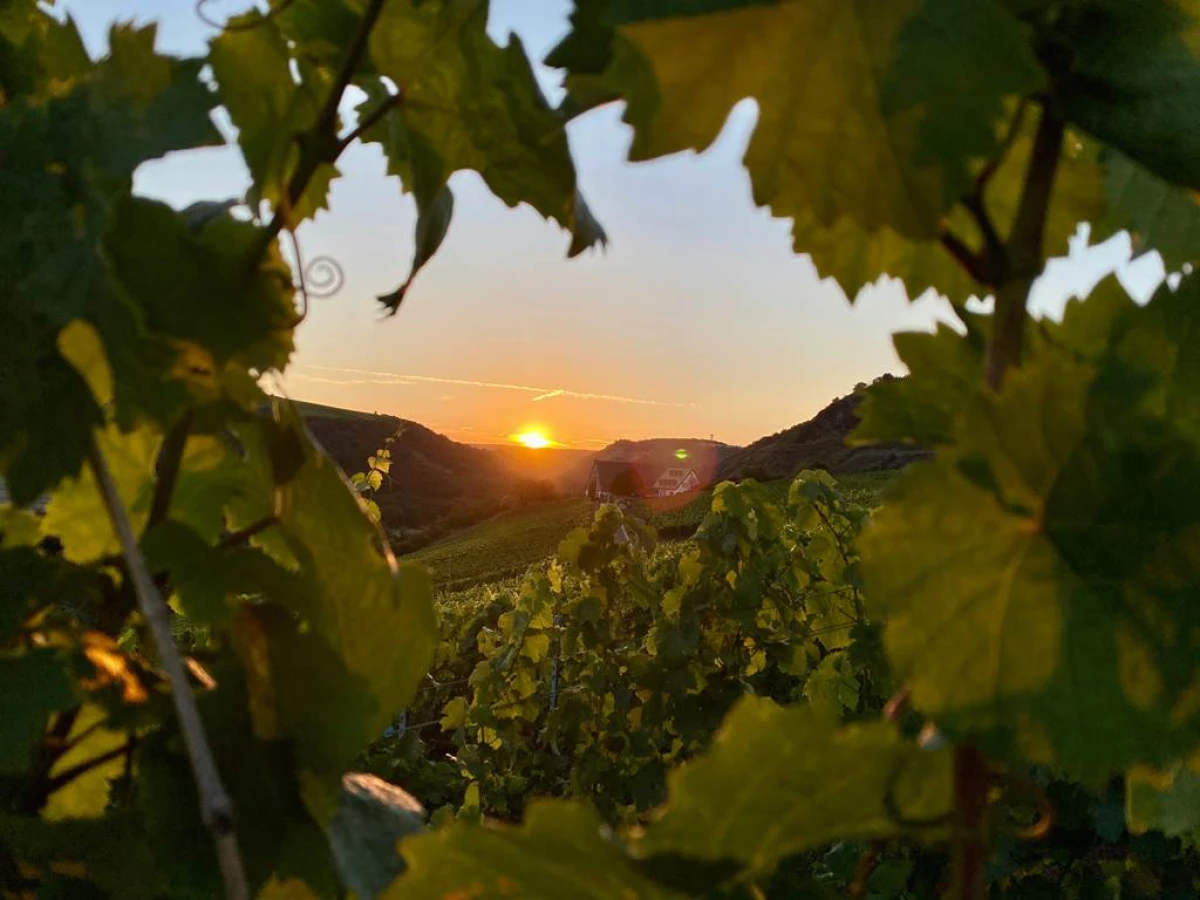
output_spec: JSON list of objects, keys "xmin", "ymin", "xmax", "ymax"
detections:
[
  {"xmin": 716, "ymin": 377, "xmax": 929, "ymax": 481},
  {"xmin": 300, "ymin": 409, "xmax": 521, "ymax": 530},
  {"xmin": 480, "ymin": 444, "xmax": 595, "ymax": 493}
]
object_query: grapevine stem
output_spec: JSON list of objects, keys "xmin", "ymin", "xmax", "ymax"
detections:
[
  {"xmin": 254, "ymin": 0, "xmax": 389, "ymax": 262},
  {"xmin": 88, "ymin": 442, "xmax": 250, "ymax": 900},
  {"xmin": 147, "ymin": 411, "xmax": 193, "ymax": 531},
  {"xmin": 950, "ymin": 745, "xmax": 990, "ymax": 900},
  {"xmin": 985, "ymin": 104, "xmax": 1065, "ymax": 389}
]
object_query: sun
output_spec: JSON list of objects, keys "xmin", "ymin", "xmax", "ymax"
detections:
[{"xmin": 515, "ymin": 430, "xmax": 550, "ymax": 450}]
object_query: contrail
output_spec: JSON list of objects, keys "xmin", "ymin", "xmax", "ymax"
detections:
[{"xmin": 293, "ymin": 364, "xmax": 700, "ymax": 409}]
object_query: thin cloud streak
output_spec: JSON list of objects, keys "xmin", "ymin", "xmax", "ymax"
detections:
[
  {"xmin": 295, "ymin": 364, "xmax": 700, "ymax": 409},
  {"xmin": 290, "ymin": 373, "xmax": 416, "ymax": 387}
]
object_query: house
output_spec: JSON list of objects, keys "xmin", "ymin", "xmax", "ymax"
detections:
[{"xmin": 585, "ymin": 460, "xmax": 702, "ymax": 502}]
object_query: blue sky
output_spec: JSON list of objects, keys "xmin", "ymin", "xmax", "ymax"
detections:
[{"xmin": 67, "ymin": 1, "xmax": 1166, "ymax": 447}]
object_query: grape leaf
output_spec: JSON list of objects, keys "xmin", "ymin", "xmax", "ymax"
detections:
[
  {"xmin": 861, "ymin": 284, "xmax": 1200, "ymax": 781},
  {"xmin": 1102, "ymin": 150, "xmax": 1200, "ymax": 272},
  {"xmin": 0, "ymin": 23, "xmax": 220, "ymax": 501},
  {"xmin": 1057, "ymin": 0, "xmax": 1200, "ymax": 193},
  {"xmin": 881, "ymin": 0, "xmax": 1043, "ymax": 196},
  {"xmin": 229, "ymin": 402, "xmax": 436, "ymax": 816},
  {"xmin": 552, "ymin": 4, "xmax": 1102, "ymax": 305},
  {"xmin": 1126, "ymin": 758, "xmax": 1200, "ymax": 838},
  {"xmin": 852, "ymin": 321, "xmax": 986, "ymax": 447},
  {"xmin": 329, "ymin": 773, "xmax": 426, "ymax": 899},
  {"xmin": 41, "ymin": 424, "xmax": 160, "ymax": 564},
  {"xmin": 0, "ymin": 812, "xmax": 160, "ymax": 900},
  {"xmin": 1108, "ymin": 275, "xmax": 1200, "ymax": 442},
  {"xmin": 360, "ymin": 0, "xmax": 605, "ymax": 305},
  {"xmin": 376, "ymin": 183, "xmax": 454, "ymax": 315},
  {"xmin": 43, "ymin": 703, "xmax": 128, "ymax": 820},
  {"xmin": 208, "ymin": 11, "xmax": 338, "ymax": 223},
  {"xmin": 105, "ymin": 197, "xmax": 296, "ymax": 373},
  {"xmin": 142, "ymin": 521, "xmax": 317, "ymax": 629},
  {"xmin": 0, "ymin": 649, "xmax": 74, "ymax": 772},
  {"xmin": 139, "ymin": 680, "xmax": 340, "ymax": 898},
  {"xmin": 556, "ymin": 0, "xmax": 950, "ymax": 238},
  {"xmin": 639, "ymin": 697, "xmax": 951, "ymax": 872},
  {"xmin": 387, "ymin": 800, "xmax": 679, "ymax": 899}
]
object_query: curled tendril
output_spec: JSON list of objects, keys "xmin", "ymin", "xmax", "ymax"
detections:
[
  {"xmin": 883, "ymin": 754, "xmax": 954, "ymax": 831},
  {"xmin": 996, "ymin": 773, "xmax": 1055, "ymax": 841},
  {"xmin": 304, "ymin": 257, "xmax": 345, "ymax": 299},
  {"xmin": 196, "ymin": 0, "xmax": 299, "ymax": 31}
]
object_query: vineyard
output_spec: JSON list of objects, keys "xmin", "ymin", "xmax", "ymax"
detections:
[{"xmin": 4, "ymin": 0, "xmax": 1200, "ymax": 899}]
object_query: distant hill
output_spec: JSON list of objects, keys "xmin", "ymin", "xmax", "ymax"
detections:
[
  {"xmin": 479, "ymin": 444, "xmax": 596, "ymax": 494},
  {"xmin": 302, "ymin": 412, "xmax": 519, "ymax": 530},
  {"xmin": 716, "ymin": 377, "xmax": 929, "ymax": 481}
]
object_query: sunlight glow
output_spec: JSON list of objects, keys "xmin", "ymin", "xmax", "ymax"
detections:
[{"xmin": 515, "ymin": 431, "xmax": 551, "ymax": 450}]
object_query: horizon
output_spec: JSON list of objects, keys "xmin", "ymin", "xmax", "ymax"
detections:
[{"xmin": 72, "ymin": 0, "xmax": 1168, "ymax": 449}]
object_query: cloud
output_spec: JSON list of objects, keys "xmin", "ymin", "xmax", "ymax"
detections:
[
  {"xmin": 294, "ymin": 364, "xmax": 700, "ymax": 409},
  {"xmin": 289, "ymin": 373, "xmax": 415, "ymax": 387}
]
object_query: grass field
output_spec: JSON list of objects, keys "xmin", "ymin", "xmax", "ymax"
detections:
[
  {"xmin": 409, "ymin": 497, "xmax": 594, "ymax": 591},
  {"xmin": 410, "ymin": 470, "xmax": 899, "ymax": 592}
]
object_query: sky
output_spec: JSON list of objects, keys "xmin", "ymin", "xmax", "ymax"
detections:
[{"xmin": 68, "ymin": 1, "xmax": 1167, "ymax": 449}]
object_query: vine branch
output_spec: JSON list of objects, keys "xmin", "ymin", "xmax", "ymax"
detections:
[
  {"xmin": 217, "ymin": 515, "xmax": 278, "ymax": 550},
  {"xmin": 147, "ymin": 411, "xmax": 193, "ymax": 531},
  {"xmin": 337, "ymin": 90, "xmax": 404, "ymax": 153},
  {"xmin": 985, "ymin": 104, "xmax": 1064, "ymax": 388},
  {"xmin": 45, "ymin": 739, "xmax": 135, "ymax": 794},
  {"xmin": 89, "ymin": 442, "xmax": 249, "ymax": 900},
  {"xmin": 255, "ymin": 0, "xmax": 390, "ymax": 260}
]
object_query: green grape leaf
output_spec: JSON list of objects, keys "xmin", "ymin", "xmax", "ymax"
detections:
[
  {"xmin": 639, "ymin": 697, "xmax": 951, "ymax": 872},
  {"xmin": 88, "ymin": 23, "xmax": 222, "ymax": 174},
  {"xmin": 881, "ymin": 0, "xmax": 1043, "ymax": 196},
  {"xmin": 329, "ymin": 773, "xmax": 426, "ymax": 899},
  {"xmin": 862, "ymin": 287, "xmax": 1200, "ymax": 781},
  {"xmin": 139, "ymin": 679, "xmax": 339, "ymax": 898},
  {"xmin": 41, "ymin": 423, "xmax": 160, "ymax": 564},
  {"xmin": 142, "ymin": 521, "xmax": 317, "ymax": 629},
  {"xmin": 0, "ymin": 22, "xmax": 219, "ymax": 501},
  {"xmin": 0, "ymin": 649, "xmax": 74, "ymax": 772},
  {"xmin": 387, "ymin": 800, "xmax": 679, "ymax": 899},
  {"xmin": 234, "ymin": 603, "xmax": 378, "ymax": 799},
  {"xmin": 852, "ymin": 321, "xmax": 986, "ymax": 447},
  {"xmin": 789, "ymin": 209, "xmax": 976, "ymax": 305},
  {"xmin": 271, "ymin": 0, "xmax": 362, "ymax": 66},
  {"xmin": 1101, "ymin": 150, "xmax": 1200, "ymax": 272},
  {"xmin": 803, "ymin": 653, "xmax": 860, "ymax": 717},
  {"xmin": 1126, "ymin": 759, "xmax": 1200, "ymax": 838},
  {"xmin": 0, "ymin": 506, "xmax": 42, "ymax": 548},
  {"xmin": 0, "ymin": 812, "xmax": 160, "ymax": 900},
  {"xmin": 1108, "ymin": 275, "xmax": 1200, "ymax": 441},
  {"xmin": 105, "ymin": 197, "xmax": 296, "ymax": 373},
  {"xmin": 376, "ymin": 183, "xmax": 454, "ymax": 315},
  {"xmin": 361, "ymin": 0, "xmax": 605, "ymax": 292},
  {"xmin": 43, "ymin": 703, "xmax": 129, "ymax": 820},
  {"xmin": 208, "ymin": 11, "xmax": 337, "ymax": 222},
  {"xmin": 229, "ymin": 402, "xmax": 436, "ymax": 817},
  {"xmin": 556, "ymin": 0, "xmax": 950, "ymax": 239},
  {"xmin": 1058, "ymin": 0, "xmax": 1200, "ymax": 193}
]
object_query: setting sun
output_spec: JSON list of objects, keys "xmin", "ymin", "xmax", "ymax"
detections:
[{"xmin": 514, "ymin": 431, "xmax": 551, "ymax": 450}]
